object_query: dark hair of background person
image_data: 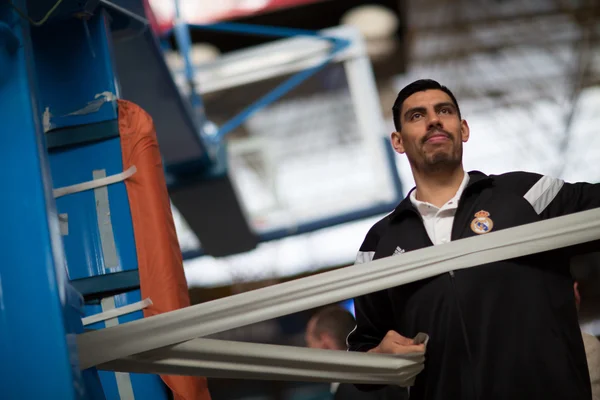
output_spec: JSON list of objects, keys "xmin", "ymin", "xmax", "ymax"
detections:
[{"xmin": 311, "ymin": 306, "xmax": 356, "ymax": 348}]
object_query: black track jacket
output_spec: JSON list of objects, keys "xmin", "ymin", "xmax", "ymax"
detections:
[{"xmin": 347, "ymin": 171, "xmax": 600, "ymax": 400}]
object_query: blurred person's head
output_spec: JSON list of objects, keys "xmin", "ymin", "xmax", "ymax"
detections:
[
  {"xmin": 305, "ymin": 306, "xmax": 356, "ymax": 350},
  {"xmin": 391, "ymin": 79, "xmax": 469, "ymax": 175}
]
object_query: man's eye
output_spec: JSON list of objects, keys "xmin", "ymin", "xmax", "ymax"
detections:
[
  {"xmin": 411, "ymin": 113, "xmax": 422, "ymax": 120},
  {"xmin": 440, "ymin": 108, "xmax": 452, "ymax": 114}
]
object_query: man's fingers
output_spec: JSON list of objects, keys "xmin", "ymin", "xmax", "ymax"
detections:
[
  {"xmin": 375, "ymin": 331, "xmax": 427, "ymax": 354},
  {"xmin": 391, "ymin": 343, "xmax": 426, "ymax": 354},
  {"xmin": 393, "ymin": 336, "xmax": 416, "ymax": 346},
  {"xmin": 367, "ymin": 343, "xmax": 425, "ymax": 355},
  {"xmin": 385, "ymin": 330, "xmax": 415, "ymax": 346}
]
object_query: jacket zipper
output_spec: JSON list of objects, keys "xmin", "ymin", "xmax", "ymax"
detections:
[
  {"xmin": 401, "ymin": 175, "xmax": 490, "ymax": 399},
  {"xmin": 407, "ymin": 179, "xmax": 485, "ymax": 399},
  {"xmin": 449, "ymin": 183, "xmax": 481, "ymax": 400}
]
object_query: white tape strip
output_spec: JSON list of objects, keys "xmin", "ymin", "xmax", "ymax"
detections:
[
  {"xmin": 101, "ymin": 297, "xmax": 136, "ymax": 400},
  {"xmin": 53, "ymin": 165, "xmax": 137, "ymax": 199},
  {"xmin": 83, "ymin": 298, "xmax": 152, "ymax": 326},
  {"xmin": 58, "ymin": 213, "xmax": 69, "ymax": 236},
  {"xmin": 100, "ymin": 335, "xmax": 428, "ymax": 386},
  {"xmin": 77, "ymin": 207, "xmax": 600, "ymax": 370},
  {"xmin": 93, "ymin": 169, "xmax": 119, "ymax": 271}
]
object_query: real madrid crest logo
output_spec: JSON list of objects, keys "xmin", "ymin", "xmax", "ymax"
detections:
[{"xmin": 470, "ymin": 210, "xmax": 494, "ymax": 234}]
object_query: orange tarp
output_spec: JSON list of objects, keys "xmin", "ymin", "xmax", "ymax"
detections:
[{"xmin": 118, "ymin": 99, "xmax": 211, "ymax": 400}]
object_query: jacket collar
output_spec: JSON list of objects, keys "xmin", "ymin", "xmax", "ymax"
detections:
[{"xmin": 389, "ymin": 170, "xmax": 491, "ymax": 220}]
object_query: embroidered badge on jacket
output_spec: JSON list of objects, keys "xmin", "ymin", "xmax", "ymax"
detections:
[
  {"xmin": 470, "ymin": 210, "xmax": 494, "ymax": 234},
  {"xmin": 393, "ymin": 246, "xmax": 405, "ymax": 256}
]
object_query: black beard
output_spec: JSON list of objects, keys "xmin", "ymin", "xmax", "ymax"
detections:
[
  {"xmin": 421, "ymin": 144, "xmax": 462, "ymax": 173},
  {"xmin": 423, "ymin": 154, "xmax": 461, "ymax": 173}
]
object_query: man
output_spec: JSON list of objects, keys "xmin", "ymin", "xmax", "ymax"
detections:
[
  {"xmin": 305, "ymin": 306, "xmax": 409, "ymax": 400},
  {"xmin": 347, "ymin": 79, "xmax": 600, "ymax": 400},
  {"xmin": 575, "ymin": 281, "xmax": 600, "ymax": 400}
]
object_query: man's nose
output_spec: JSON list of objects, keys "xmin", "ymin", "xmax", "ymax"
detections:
[{"xmin": 426, "ymin": 111, "xmax": 441, "ymax": 129}]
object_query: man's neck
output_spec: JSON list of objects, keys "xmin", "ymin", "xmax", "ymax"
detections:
[{"xmin": 413, "ymin": 166, "xmax": 466, "ymax": 208}]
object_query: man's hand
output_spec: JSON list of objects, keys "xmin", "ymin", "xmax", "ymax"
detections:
[{"xmin": 367, "ymin": 330, "xmax": 425, "ymax": 354}]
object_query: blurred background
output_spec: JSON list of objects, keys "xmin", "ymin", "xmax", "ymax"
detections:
[
  {"xmin": 136, "ymin": 0, "xmax": 600, "ymax": 398},
  {"xmin": 10, "ymin": 0, "xmax": 599, "ymax": 399}
]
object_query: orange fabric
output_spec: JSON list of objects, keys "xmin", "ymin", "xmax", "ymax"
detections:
[{"xmin": 117, "ymin": 99, "xmax": 211, "ymax": 400}]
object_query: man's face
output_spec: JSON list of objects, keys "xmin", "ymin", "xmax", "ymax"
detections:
[{"xmin": 391, "ymin": 89, "xmax": 469, "ymax": 172}]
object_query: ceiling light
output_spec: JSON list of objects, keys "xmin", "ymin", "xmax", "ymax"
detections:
[{"xmin": 341, "ymin": 5, "xmax": 399, "ymax": 40}]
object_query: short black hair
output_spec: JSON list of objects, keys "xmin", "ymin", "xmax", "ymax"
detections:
[
  {"xmin": 310, "ymin": 306, "xmax": 356, "ymax": 349},
  {"xmin": 392, "ymin": 79, "xmax": 461, "ymax": 131}
]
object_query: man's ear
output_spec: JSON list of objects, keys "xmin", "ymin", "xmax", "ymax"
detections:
[
  {"xmin": 461, "ymin": 119, "xmax": 470, "ymax": 143},
  {"xmin": 321, "ymin": 333, "xmax": 340, "ymax": 350},
  {"xmin": 391, "ymin": 131, "xmax": 405, "ymax": 154}
]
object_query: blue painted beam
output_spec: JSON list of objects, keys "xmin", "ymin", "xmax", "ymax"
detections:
[
  {"xmin": 0, "ymin": 3, "xmax": 103, "ymax": 398},
  {"xmin": 31, "ymin": 9, "xmax": 119, "ymax": 132},
  {"xmin": 37, "ymin": 4, "xmax": 170, "ymax": 397}
]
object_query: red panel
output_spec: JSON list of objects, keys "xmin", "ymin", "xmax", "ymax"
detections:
[{"xmin": 149, "ymin": 0, "xmax": 330, "ymax": 34}]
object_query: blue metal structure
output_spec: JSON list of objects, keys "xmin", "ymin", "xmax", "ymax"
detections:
[
  {"xmin": 37, "ymin": 1, "xmax": 173, "ymax": 399},
  {"xmin": 0, "ymin": 0, "xmax": 402, "ymax": 397},
  {"xmin": 32, "ymin": 9, "xmax": 118, "ymax": 131},
  {"xmin": 0, "ymin": 1, "xmax": 104, "ymax": 398},
  {"xmin": 0, "ymin": 0, "xmax": 193, "ymax": 398},
  {"xmin": 49, "ymin": 136, "xmax": 168, "ymax": 398}
]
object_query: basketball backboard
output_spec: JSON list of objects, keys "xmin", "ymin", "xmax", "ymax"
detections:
[{"xmin": 169, "ymin": 25, "xmax": 402, "ymax": 244}]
